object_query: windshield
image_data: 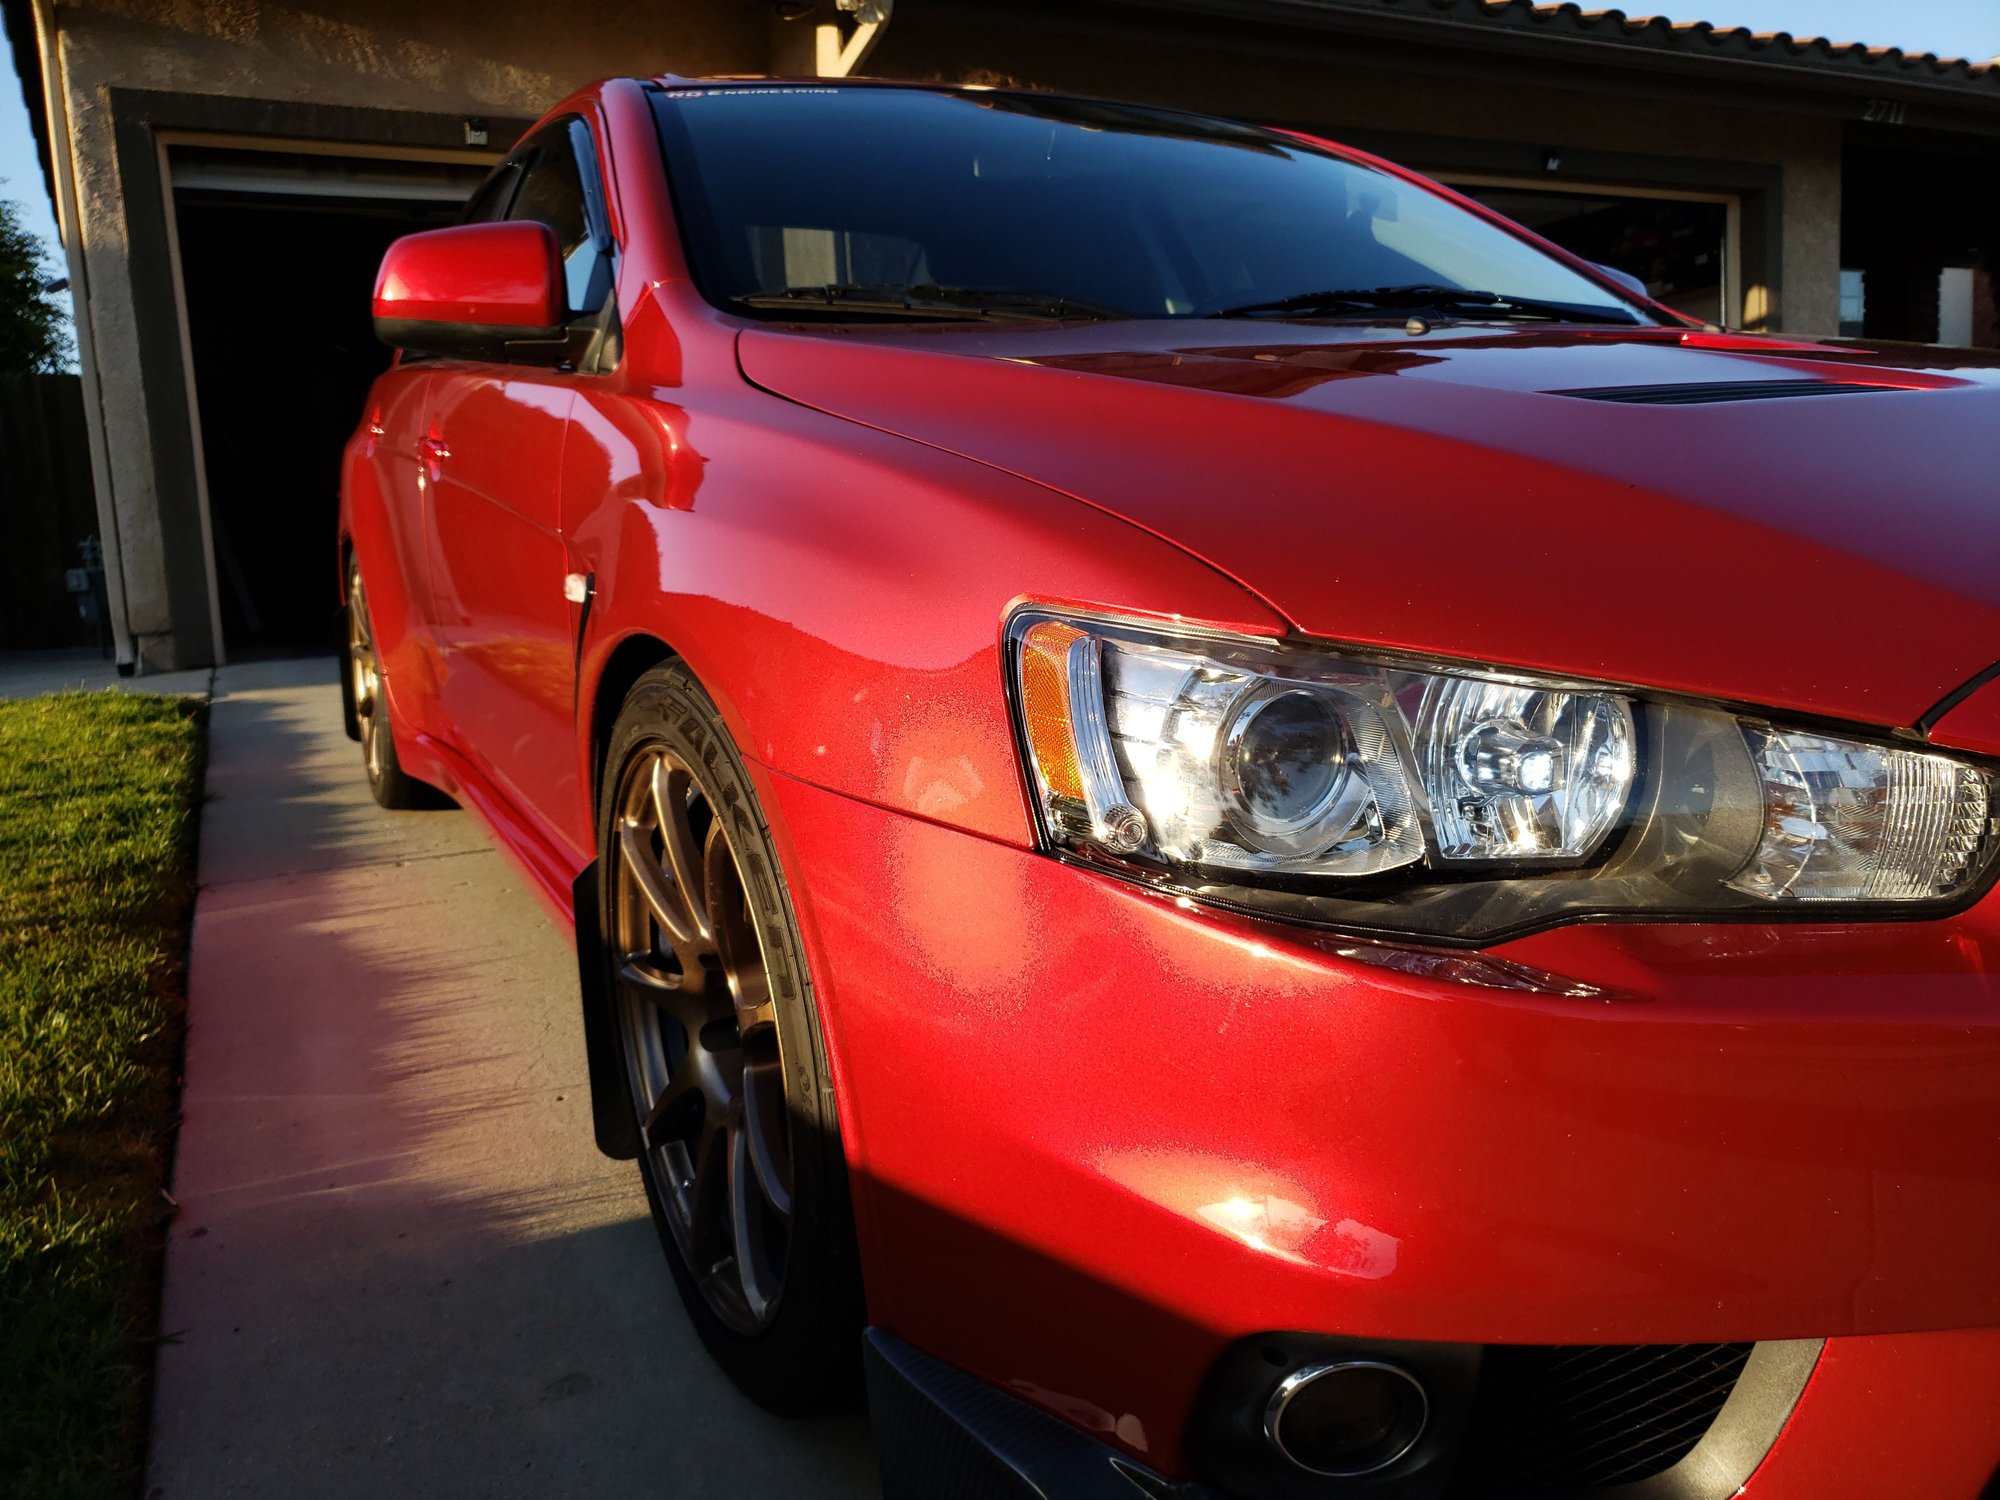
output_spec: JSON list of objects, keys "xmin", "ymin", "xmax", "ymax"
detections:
[{"xmin": 650, "ymin": 85, "xmax": 1649, "ymax": 326}]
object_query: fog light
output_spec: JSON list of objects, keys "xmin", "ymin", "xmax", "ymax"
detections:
[{"xmin": 1264, "ymin": 1360, "xmax": 1428, "ymax": 1477}]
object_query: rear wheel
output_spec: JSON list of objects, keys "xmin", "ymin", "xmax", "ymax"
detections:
[
  {"xmin": 599, "ymin": 663, "xmax": 862, "ymax": 1413},
  {"xmin": 345, "ymin": 559, "xmax": 431, "ymax": 810}
]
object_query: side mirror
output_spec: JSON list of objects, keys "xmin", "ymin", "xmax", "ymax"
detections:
[
  {"xmin": 1589, "ymin": 261, "xmax": 1652, "ymax": 302},
  {"xmin": 372, "ymin": 222, "xmax": 568, "ymax": 364}
]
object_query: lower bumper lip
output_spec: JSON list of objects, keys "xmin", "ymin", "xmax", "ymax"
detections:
[{"xmin": 866, "ymin": 1326, "xmax": 2000, "ymax": 1500}]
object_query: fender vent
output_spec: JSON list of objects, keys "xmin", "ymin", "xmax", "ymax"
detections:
[
  {"xmin": 1454, "ymin": 1342, "xmax": 1755, "ymax": 1492},
  {"xmin": 1551, "ymin": 379, "xmax": 1904, "ymax": 404}
]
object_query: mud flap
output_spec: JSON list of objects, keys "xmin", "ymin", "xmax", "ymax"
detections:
[{"xmin": 574, "ymin": 861, "xmax": 640, "ymax": 1159}]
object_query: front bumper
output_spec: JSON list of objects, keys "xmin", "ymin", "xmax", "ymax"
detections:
[
  {"xmin": 869, "ymin": 1326, "xmax": 2000, "ymax": 1499},
  {"xmin": 759, "ymin": 767, "xmax": 2000, "ymax": 1491}
]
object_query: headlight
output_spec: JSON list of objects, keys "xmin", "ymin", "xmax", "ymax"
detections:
[{"xmin": 1007, "ymin": 611, "xmax": 2000, "ymax": 942}]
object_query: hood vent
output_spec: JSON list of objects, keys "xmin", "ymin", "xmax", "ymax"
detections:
[{"xmin": 1551, "ymin": 379, "xmax": 1905, "ymax": 406}]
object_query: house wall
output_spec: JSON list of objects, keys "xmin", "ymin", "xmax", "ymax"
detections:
[{"xmin": 40, "ymin": 0, "xmax": 768, "ymax": 670}]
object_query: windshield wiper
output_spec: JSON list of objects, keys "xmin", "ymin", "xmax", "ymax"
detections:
[
  {"xmin": 1209, "ymin": 283, "xmax": 1640, "ymax": 325},
  {"xmin": 733, "ymin": 283, "xmax": 1130, "ymax": 322}
]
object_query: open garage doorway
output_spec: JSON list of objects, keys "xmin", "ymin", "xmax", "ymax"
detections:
[{"xmin": 167, "ymin": 144, "xmax": 492, "ymax": 655}]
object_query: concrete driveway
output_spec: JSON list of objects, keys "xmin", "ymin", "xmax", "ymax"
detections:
[{"xmin": 148, "ymin": 659, "xmax": 879, "ymax": 1499}]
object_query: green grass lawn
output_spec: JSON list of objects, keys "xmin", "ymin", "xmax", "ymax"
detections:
[{"xmin": 0, "ymin": 693, "xmax": 205, "ymax": 1500}]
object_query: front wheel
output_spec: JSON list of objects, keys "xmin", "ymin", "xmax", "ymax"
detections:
[{"xmin": 599, "ymin": 663, "xmax": 863, "ymax": 1413}]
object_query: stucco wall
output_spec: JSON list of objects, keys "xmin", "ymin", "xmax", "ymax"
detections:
[{"xmin": 47, "ymin": 0, "xmax": 768, "ymax": 669}]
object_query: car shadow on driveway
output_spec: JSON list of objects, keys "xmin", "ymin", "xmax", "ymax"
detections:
[{"xmin": 147, "ymin": 658, "xmax": 878, "ymax": 1499}]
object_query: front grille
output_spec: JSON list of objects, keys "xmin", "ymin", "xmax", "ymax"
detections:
[{"xmin": 1453, "ymin": 1342, "xmax": 1754, "ymax": 1494}]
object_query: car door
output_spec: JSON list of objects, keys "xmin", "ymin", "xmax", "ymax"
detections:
[
  {"xmin": 424, "ymin": 116, "xmax": 616, "ymax": 860},
  {"xmin": 356, "ymin": 165, "xmax": 518, "ymax": 704}
]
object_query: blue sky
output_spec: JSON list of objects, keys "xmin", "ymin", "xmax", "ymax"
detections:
[
  {"xmin": 1, "ymin": 26, "xmax": 62, "ymax": 281},
  {"xmin": 4, "ymin": 4, "xmax": 1999, "ymax": 300},
  {"xmin": 1, "ymin": 26, "xmax": 72, "ymax": 340},
  {"xmin": 1682, "ymin": 1, "xmax": 2000, "ymax": 58}
]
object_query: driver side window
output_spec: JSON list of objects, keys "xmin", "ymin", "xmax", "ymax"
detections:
[{"xmin": 507, "ymin": 119, "xmax": 614, "ymax": 316}]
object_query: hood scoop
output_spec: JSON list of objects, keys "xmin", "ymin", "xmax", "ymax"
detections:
[{"xmin": 1549, "ymin": 379, "xmax": 1906, "ymax": 406}]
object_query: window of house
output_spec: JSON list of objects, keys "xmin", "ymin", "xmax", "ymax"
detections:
[
  {"xmin": 1938, "ymin": 266, "xmax": 1976, "ymax": 347},
  {"xmin": 1839, "ymin": 269, "xmax": 1866, "ymax": 337}
]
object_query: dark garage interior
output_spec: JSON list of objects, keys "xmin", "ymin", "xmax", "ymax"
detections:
[
  {"xmin": 170, "ymin": 148, "xmax": 485, "ymax": 654},
  {"xmin": 1841, "ymin": 128, "xmax": 2000, "ymax": 349}
]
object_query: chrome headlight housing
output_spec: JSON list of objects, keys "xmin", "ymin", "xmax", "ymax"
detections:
[{"xmin": 1007, "ymin": 611, "xmax": 2000, "ymax": 942}]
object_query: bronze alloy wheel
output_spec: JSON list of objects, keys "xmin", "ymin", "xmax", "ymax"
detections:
[
  {"xmin": 611, "ymin": 741, "xmax": 796, "ymax": 1335},
  {"xmin": 345, "ymin": 559, "xmax": 429, "ymax": 809},
  {"xmin": 347, "ymin": 564, "xmax": 387, "ymax": 782},
  {"xmin": 598, "ymin": 663, "xmax": 861, "ymax": 1412}
]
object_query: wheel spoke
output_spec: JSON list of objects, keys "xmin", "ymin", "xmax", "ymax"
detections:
[
  {"xmin": 731, "ymin": 959, "xmax": 775, "ymax": 1035},
  {"xmin": 706, "ymin": 824, "xmax": 776, "ymax": 1033},
  {"xmin": 729, "ymin": 1120, "xmax": 779, "ymax": 1321},
  {"xmin": 617, "ymin": 822, "xmax": 702, "ymax": 951},
  {"xmin": 740, "ymin": 1056, "xmax": 794, "ymax": 1222},
  {"xmin": 686, "ymin": 1111, "xmax": 732, "ymax": 1278},
  {"xmin": 651, "ymin": 758, "xmax": 712, "ymax": 944},
  {"xmin": 639, "ymin": 1054, "xmax": 705, "ymax": 1151},
  {"xmin": 616, "ymin": 955, "xmax": 708, "ymax": 1031}
]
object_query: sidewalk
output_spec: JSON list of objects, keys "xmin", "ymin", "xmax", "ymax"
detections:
[
  {"xmin": 147, "ymin": 659, "xmax": 877, "ymax": 1499},
  {"xmin": 0, "ymin": 647, "xmax": 211, "ymax": 700}
]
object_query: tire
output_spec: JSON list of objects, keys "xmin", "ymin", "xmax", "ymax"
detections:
[
  {"xmin": 596, "ymin": 663, "xmax": 863, "ymax": 1414},
  {"xmin": 345, "ymin": 558, "xmax": 435, "ymax": 811}
]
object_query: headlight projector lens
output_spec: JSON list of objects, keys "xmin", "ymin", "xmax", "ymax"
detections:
[{"xmin": 1220, "ymin": 687, "xmax": 1367, "ymax": 856}]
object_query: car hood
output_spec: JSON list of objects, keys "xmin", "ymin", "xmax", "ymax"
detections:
[{"xmin": 738, "ymin": 320, "xmax": 2000, "ymax": 728}]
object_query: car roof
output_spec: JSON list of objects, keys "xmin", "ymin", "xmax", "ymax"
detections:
[{"xmin": 644, "ymin": 72, "xmax": 1270, "ymax": 131}]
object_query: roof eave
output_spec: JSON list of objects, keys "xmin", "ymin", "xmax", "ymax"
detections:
[{"xmin": 1091, "ymin": 0, "xmax": 2000, "ymax": 109}]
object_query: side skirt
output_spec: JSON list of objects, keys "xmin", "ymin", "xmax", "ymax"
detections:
[{"xmin": 414, "ymin": 731, "xmax": 577, "ymax": 925}]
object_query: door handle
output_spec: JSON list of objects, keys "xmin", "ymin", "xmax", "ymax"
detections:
[{"xmin": 419, "ymin": 433, "xmax": 450, "ymax": 483}]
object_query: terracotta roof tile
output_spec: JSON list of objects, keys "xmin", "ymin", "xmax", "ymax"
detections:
[{"xmin": 1346, "ymin": 0, "xmax": 1998, "ymax": 91}]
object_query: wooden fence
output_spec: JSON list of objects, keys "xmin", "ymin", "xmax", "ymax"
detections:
[{"xmin": 0, "ymin": 372, "xmax": 102, "ymax": 650}]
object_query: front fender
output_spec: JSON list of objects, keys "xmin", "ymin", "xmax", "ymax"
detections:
[{"xmin": 564, "ymin": 381, "xmax": 1282, "ymax": 850}]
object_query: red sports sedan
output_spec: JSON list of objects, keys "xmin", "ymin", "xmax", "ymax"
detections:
[{"xmin": 340, "ymin": 76, "xmax": 2000, "ymax": 1499}]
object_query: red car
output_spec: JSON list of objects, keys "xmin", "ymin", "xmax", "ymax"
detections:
[{"xmin": 340, "ymin": 76, "xmax": 2000, "ymax": 1499}]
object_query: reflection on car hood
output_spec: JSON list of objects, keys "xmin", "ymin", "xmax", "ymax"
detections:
[{"xmin": 737, "ymin": 320, "xmax": 2000, "ymax": 728}]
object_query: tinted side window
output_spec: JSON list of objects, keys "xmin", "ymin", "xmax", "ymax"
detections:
[
  {"xmin": 509, "ymin": 120, "xmax": 612, "ymax": 314},
  {"xmin": 460, "ymin": 165, "xmax": 518, "ymax": 224}
]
